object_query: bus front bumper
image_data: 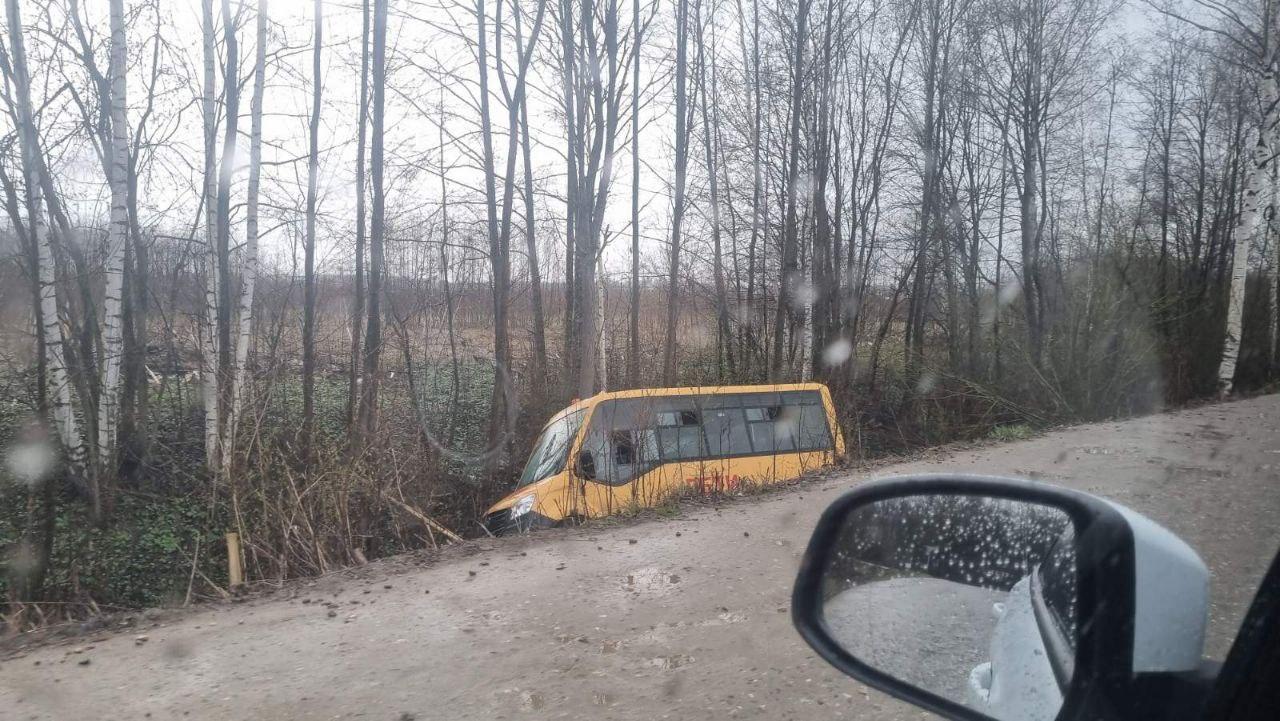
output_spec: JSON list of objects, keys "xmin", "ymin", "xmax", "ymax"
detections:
[{"xmin": 482, "ymin": 508, "xmax": 558, "ymax": 536}]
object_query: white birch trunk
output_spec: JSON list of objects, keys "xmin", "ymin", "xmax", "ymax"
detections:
[
  {"xmin": 201, "ymin": 0, "xmax": 222, "ymax": 468},
  {"xmin": 1218, "ymin": 68, "xmax": 1278, "ymax": 395},
  {"xmin": 228, "ymin": 0, "xmax": 268, "ymax": 467},
  {"xmin": 4, "ymin": 0, "xmax": 85, "ymax": 471},
  {"xmin": 1268, "ymin": 161, "xmax": 1279, "ymax": 367},
  {"xmin": 97, "ymin": 0, "xmax": 130, "ymax": 471}
]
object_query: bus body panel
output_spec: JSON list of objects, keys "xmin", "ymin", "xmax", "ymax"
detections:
[
  {"xmin": 484, "ymin": 383, "xmax": 843, "ymax": 531},
  {"xmin": 578, "ymin": 449, "xmax": 835, "ymax": 519}
]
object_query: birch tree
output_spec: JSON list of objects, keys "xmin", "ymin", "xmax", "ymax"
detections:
[
  {"xmin": 230, "ymin": 0, "xmax": 270, "ymax": 456},
  {"xmin": 1152, "ymin": 0, "xmax": 1278, "ymax": 393},
  {"xmin": 201, "ymin": 0, "xmax": 221, "ymax": 469},
  {"xmin": 1215, "ymin": 12, "xmax": 1277, "ymax": 394},
  {"xmin": 96, "ymin": 0, "xmax": 130, "ymax": 479},
  {"xmin": 1218, "ymin": 67, "xmax": 1278, "ymax": 393},
  {"xmin": 4, "ymin": 0, "xmax": 85, "ymax": 476}
]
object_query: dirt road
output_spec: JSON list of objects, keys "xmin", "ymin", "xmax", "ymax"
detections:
[{"xmin": 4, "ymin": 395, "xmax": 1280, "ymax": 721}]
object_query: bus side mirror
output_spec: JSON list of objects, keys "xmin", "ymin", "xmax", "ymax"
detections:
[
  {"xmin": 576, "ymin": 450, "xmax": 596, "ymax": 480},
  {"xmin": 792, "ymin": 474, "xmax": 1211, "ymax": 721}
]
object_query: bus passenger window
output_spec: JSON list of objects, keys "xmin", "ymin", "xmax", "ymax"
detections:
[
  {"xmin": 657, "ymin": 410, "xmax": 699, "ymax": 427},
  {"xmin": 745, "ymin": 406, "xmax": 785, "ymax": 452},
  {"xmin": 658, "ymin": 426, "xmax": 704, "ymax": 460},
  {"xmin": 703, "ymin": 407, "xmax": 752, "ymax": 456},
  {"xmin": 612, "ymin": 431, "xmax": 635, "ymax": 465},
  {"xmin": 607, "ymin": 428, "xmax": 658, "ymax": 484},
  {"xmin": 797, "ymin": 403, "xmax": 833, "ymax": 450},
  {"xmin": 772, "ymin": 407, "xmax": 800, "ymax": 451}
]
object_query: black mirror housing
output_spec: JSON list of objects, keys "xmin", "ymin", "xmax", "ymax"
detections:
[{"xmin": 792, "ymin": 474, "xmax": 1144, "ymax": 721}]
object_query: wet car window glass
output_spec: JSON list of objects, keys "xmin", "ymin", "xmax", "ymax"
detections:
[{"xmin": 517, "ymin": 409, "xmax": 586, "ymax": 487}]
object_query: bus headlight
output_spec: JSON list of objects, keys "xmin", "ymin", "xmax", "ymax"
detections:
[{"xmin": 509, "ymin": 494, "xmax": 536, "ymax": 519}]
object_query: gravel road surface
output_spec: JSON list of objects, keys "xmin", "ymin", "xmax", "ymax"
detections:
[{"xmin": 4, "ymin": 395, "xmax": 1279, "ymax": 720}]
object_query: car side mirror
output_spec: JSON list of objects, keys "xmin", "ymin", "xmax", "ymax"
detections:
[
  {"xmin": 576, "ymin": 449, "xmax": 596, "ymax": 480},
  {"xmin": 791, "ymin": 474, "xmax": 1211, "ymax": 721}
]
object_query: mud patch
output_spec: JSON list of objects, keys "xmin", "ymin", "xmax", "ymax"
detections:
[
  {"xmin": 620, "ymin": 567, "xmax": 683, "ymax": 598},
  {"xmin": 647, "ymin": 654, "xmax": 694, "ymax": 670}
]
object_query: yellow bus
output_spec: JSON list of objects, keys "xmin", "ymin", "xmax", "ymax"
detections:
[{"xmin": 482, "ymin": 383, "xmax": 844, "ymax": 535}]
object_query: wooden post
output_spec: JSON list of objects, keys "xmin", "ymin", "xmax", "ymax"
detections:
[{"xmin": 226, "ymin": 531, "xmax": 243, "ymax": 588}]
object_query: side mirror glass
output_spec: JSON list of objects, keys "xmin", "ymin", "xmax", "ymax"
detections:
[
  {"xmin": 820, "ymin": 493, "xmax": 1075, "ymax": 720},
  {"xmin": 792, "ymin": 475, "xmax": 1158, "ymax": 721},
  {"xmin": 576, "ymin": 449, "xmax": 596, "ymax": 480}
]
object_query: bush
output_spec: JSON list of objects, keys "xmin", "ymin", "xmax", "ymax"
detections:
[{"xmin": 989, "ymin": 424, "xmax": 1033, "ymax": 442}]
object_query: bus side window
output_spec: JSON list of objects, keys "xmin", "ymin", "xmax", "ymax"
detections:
[
  {"xmin": 612, "ymin": 430, "xmax": 635, "ymax": 465},
  {"xmin": 610, "ymin": 428, "xmax": 658, "ymax": 464},
  {"xmin": 697, "ymin": 394, "xmax": 750, "ymax": 457},
  {"xmin": 779, "ymin": 391, "xmax": 833, "ymax": 451},
  {"xmin": 654, "ymin": 399, "xmax": 705, "ymax": 460},
  {"xmin": 796, "ymin": 403, "xmax": 833, "ymax": 450},
  {"xmin": 603, "ymin": 399, "xmax": 661, "ymax": 485}
]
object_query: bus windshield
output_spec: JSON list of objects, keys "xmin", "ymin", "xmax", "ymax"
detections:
[{"xmin": 517, "ymin": 409, "xmax": 587, "ymax": 487}]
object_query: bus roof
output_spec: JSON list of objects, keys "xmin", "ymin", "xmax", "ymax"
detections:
[{"xmin": 539, "ymin": 382, "xmax": 832, "ymax": 429}]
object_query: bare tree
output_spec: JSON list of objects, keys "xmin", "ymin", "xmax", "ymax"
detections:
[
  {"xmin": 302, "ymin": 0, "xmax": 324, "ymax": 454},
  {"xmin": 357, "ymin": 0, "xmax": 388, "ymax": 443},
  {"xmin": 769, "ymin": 0, "xmax": 813, "ymax": 380},
  {"xmin": 348, "ymin": 0, "xmax": 371, "ymax": 432},
  {"xmin": 479, "ymin": 0, "xmax": 549, "ymax": 453},
  {"xmin": 628, "ymin": 0, "xmax": 643, "ymax": 387},
  {"xmin": 662, "ymin": 0, "xmax": 694, "ymax": 384}
]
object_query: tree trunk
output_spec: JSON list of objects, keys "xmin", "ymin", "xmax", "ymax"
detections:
[
  {"xmin": 1218, "ymin": 69, "xmax": 1278, "ymax": 395},
  {"xmin": 661, "ymin": 0, "xmax": 692, "ymax": 385},
  {"xmin": 358, "ymin": 0, "xmax": 388, "ymax": 442},
  {"xmin": 697, "ymin": 0, "xmax": 732, "ymax": 381},
  {"xmin": 5, "ymin": 0, "xmax": 85, "ymax": 476},
  {"xmin": 515, "ymin": 0, "xmax": 548, "ymax": 385},
  {"xmin": 302, "ymin": 0, "xmax": 323, "ymax": 456},
  {"xmin": 558, "ymin": 0, "xmax": 578, "ymax": 391},
  {"xmin": 627, "ymin": 0, "xmax": 641, "ymax": 387},
  {"xmin": 476, "ymin": 0, "xmax": 508, "ymax": 453},
  {"xmin": 769, "ymin": 0, "xmax": 810, "ymax": 380},
  {"xmin": 348, "ymin": 0, "xmax": 370, "ymax": 433},
  {"xmin": 215, "ymin": 0, "xmax": 240, "ymax": 460},
  {"xmin": 230, "ymin": 0, "xmax": 269, "ymax": 463},
  {"xmin": 97, "ymin": 0, "xmax": 129, "ymax": 485},
  {"xmin": 200, "ymin": 0, "xmax": 221, "ymax": 470}
]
